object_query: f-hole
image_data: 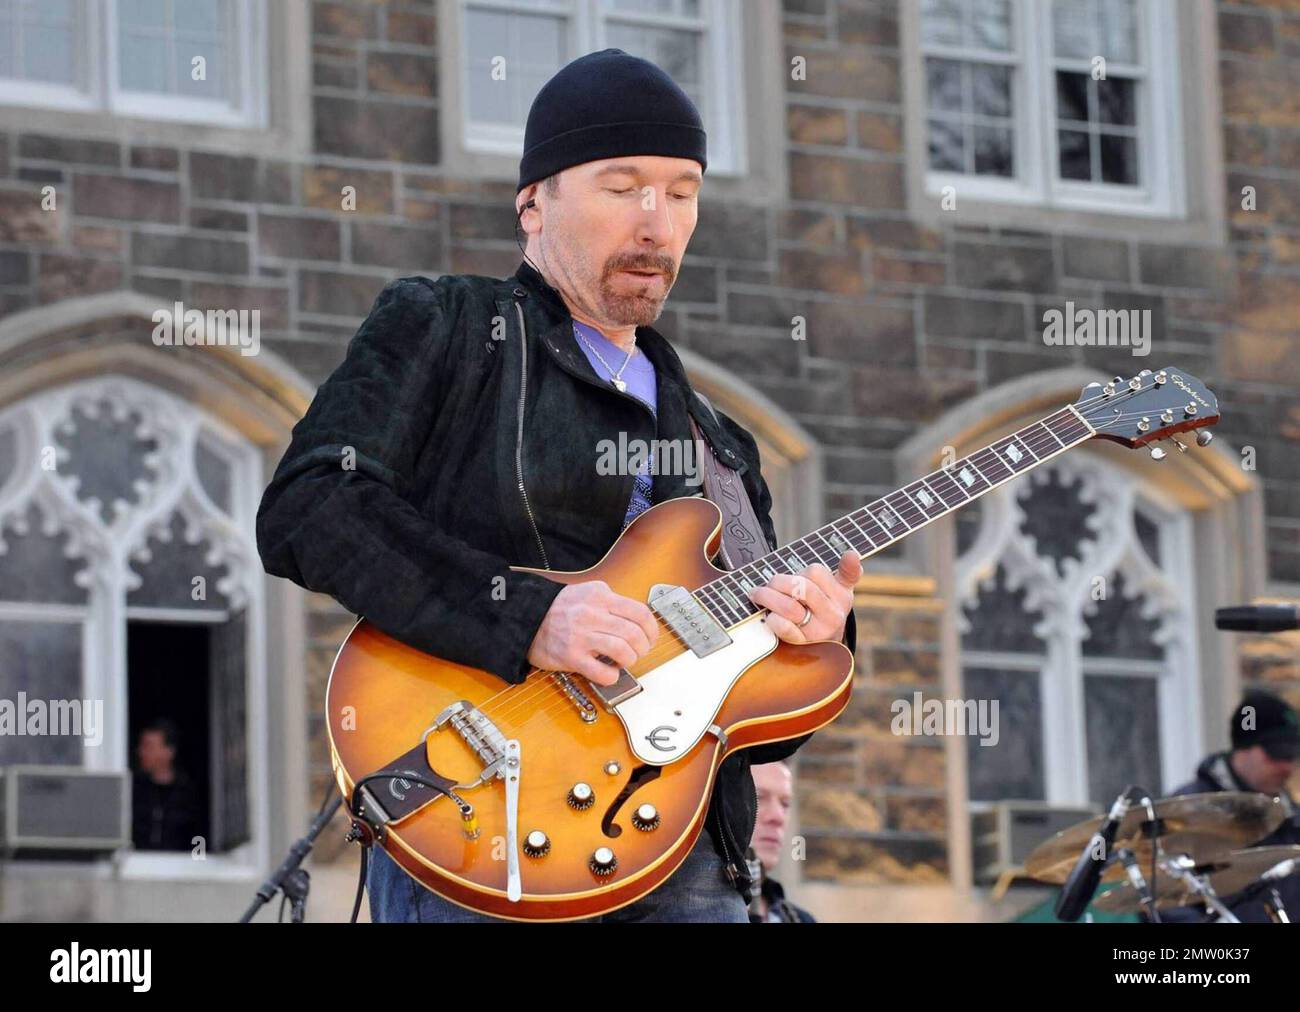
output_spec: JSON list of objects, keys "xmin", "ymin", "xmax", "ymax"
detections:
[{"xmin": 600, "ymin": 764, "xmax": 661, "ymax": 838}]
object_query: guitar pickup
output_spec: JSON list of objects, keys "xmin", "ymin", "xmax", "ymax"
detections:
[{"xmin": 648, "ymin": 583, "xmax": 732, "ymax": 657}]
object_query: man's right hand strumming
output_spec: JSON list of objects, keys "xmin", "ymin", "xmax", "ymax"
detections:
[{"xmin": 526, "ymin": 580, "xmax": 660, "ymax": 686}]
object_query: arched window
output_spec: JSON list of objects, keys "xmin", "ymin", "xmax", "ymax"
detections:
[
  {"xmin": 955, "ymin": 450, "xmax": 1200, "ymax": 807},
  {"xmin": 0, "ymin": 374, "xmax": 264, "ymax": 871}
]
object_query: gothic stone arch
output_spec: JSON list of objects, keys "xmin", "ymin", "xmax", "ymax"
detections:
[{"xmin": 0, "ymin": 292, "xmax": 315, "ymax": 912}]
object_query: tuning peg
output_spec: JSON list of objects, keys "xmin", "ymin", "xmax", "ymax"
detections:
[
  {"xmin": 1171, "ymin": 437, "xmax": 1189, "ymax": 453},
  {"xmin": 1150, "ymin": 446, "xmax": 1168, "ymax": 461},
  {"xmin": 1196, "ymin": 430, "xmax": 1214, "ymax": 447}
]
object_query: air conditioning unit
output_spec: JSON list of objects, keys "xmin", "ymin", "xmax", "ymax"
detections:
[
  {"xmin": 1, "ymin": 766, "xmax": 130, "ymax": 854},
  {"xmin": 972, "ymin": 800, "xmax": 1099, "ymax": 884}
]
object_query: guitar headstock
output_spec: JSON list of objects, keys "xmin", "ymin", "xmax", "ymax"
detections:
[{"xmin": 1073, "ymin": 368, "xmax": 1219, "ymax": 455}]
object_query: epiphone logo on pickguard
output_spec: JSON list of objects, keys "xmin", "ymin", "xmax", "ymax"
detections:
[
  {"xmin": 1169, "ymin": 372, "xmax": 1209, "ymax": 408},
  {"xmin": 646, "ymin": 725, "xmax": 678, "ymax": 752}
]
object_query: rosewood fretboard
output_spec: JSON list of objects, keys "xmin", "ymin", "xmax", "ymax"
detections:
[{"xmin": 693, "ymin": 406, "xmax": 1095, "ymax": 627}]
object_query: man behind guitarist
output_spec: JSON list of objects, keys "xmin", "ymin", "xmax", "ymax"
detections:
[
  {"xmin": 257, "ymin": 48, "xmax": 860, "ymax": 923},
  {"xmin": 748, "ymin": 761, "xmax": 817, "ymax": 923}
]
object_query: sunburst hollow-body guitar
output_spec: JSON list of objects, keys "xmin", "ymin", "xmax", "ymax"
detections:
[{"xmin": 326, "ymin": 368, "xmax": 1220, "ymax": 920}]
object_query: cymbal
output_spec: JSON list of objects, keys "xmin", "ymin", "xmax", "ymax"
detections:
[
  {"xmin": 1093, "ymin": 845, "xmax": 1300, "ymax": 914},
  {"xmin": 1024, "ymin": 792, "xmax": 1287, "ymax": 885}
]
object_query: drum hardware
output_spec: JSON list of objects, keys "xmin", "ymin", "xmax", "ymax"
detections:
[{"xmin": 1027, "ymin": 794, "xmax": 1296, "ymax": 923}]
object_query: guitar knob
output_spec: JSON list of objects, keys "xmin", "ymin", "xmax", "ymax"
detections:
[
  {"xmin": 567, "ymin": 782, "xmax": 595, "ymax": 810},
  {"xmin": 1150, "ymin": 446, "xmax": 1167, "ymax": 461},
  {"xmin": 631, "ymin": 803, "xmax": 661, "ymax": 831},
  {"xmin": 523, "ymin": 830, "xmax": 550, "ymax": 858},
  {"xmin": 1196, "ymin": 430, "xmax": 1214, "ymax": 447},
  {"xmin": 590, "ymin": 847, "xmax": 618, "ymax": 876}
]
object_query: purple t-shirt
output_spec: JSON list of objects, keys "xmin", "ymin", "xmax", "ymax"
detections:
[{"xmin": 572, "ymin": 321, "xmax": 657, "ymax": 528}]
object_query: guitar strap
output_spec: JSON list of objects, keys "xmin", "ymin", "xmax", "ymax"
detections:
[{"xmin": 688, "ymin": 392, "xmax": 772, "ymax": 570}]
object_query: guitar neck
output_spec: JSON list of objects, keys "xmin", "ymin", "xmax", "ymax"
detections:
[{"xmin": 694, "ymin": 405, "xmax": 1096, "ymax": 625}]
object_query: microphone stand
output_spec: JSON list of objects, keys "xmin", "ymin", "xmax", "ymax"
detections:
[
  {"xmin": 239, "ymin": 795, "xmax": 343, "ymax": 923},
  {"xmin": 1136, "ymin": 793, "xmax": 1162, "ymax": 924},
  {"xmin": 1115, "ymin": 848, "xmax": 1159, "ymax": 922},
  {"xmin": 1056, "ymin": 785, "xmax": 1145, "ymax": 921},
  {"xmin": 1266, "ymin": 888, "xmax": 1290, "ymax": 923}
]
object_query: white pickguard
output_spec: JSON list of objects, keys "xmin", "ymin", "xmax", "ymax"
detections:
[{"xmin": 615, "ymin": 615, "xmax": 777, "ymax": 764}]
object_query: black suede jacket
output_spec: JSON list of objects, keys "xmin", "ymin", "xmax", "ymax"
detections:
[{"xmin": 256, "ymin": 260, "xmax": 857, "ymax": 897}]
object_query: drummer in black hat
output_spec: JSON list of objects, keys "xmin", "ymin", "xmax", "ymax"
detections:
[{"xmin": 1158, "ymin": 690, "xmax": 1300, "ymax": 922}]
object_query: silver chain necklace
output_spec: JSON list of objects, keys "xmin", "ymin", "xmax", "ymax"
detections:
[{"xmin": 574, "ymin": 325, "xmax": 636, "ymax": 392}]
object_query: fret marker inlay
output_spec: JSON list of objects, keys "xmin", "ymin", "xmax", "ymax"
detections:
[{"xmin": 1004, "ymin": 443, "xmax": 1023, "ymax": 464}]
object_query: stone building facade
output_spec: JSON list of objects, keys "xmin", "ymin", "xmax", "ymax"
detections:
[{"xmin": 0, "ymin": 0, "xmax": 1295, "ymax": 921}]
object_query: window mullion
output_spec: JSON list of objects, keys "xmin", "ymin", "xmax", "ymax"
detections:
[
  {"xmin": 1025, "ymin": 0, "xmax": 1054, "ymax": 204},
  {"xmin": 104, "ymin": 0, "xmax": 121, "ymax": 113},
  {"xmin": 1087, "ymin": 73, "xmax": 1101, "ymax": 184},
  {"xmin": 582, "ymin": 0, "xmax": 600, "ymax": 52},
  {"xmin": 168, "ymin": 0, "xmax": 179, "ymax": 97}
]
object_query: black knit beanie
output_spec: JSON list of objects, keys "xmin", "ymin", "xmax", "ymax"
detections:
[
  {"xmin": 1231, "ymin": 689, "xmax": 1300, "ymax": 758},
  {"xmin": 517, "ymin": 48, "xmax": 707, "ymax": 194}
]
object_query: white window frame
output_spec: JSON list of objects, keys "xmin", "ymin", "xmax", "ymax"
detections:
[
  {"xmin": 0, "ymin": 0, "xmax": 267, "ymax": 129},
  {"xmin": 459, "ymin": 0, "xmax": 746, "ymax": 175},
  {"xmin": 920, "ymin": 0, "xmax": 1185, "ymax": 218},
  {"xmin": 0, "ymin": 376, "xmax": 269, "ymax": 883},
  {"xmin": 0, "ymin": 0, "xmax": 103, "ymax": 112}
]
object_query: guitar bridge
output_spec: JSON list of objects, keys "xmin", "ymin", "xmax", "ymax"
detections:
[
  {"xmin": 432, "ymin": 700, "xmax": 510, "ymax": 787},
  {"xmin": 550, "ymin": 671, "xmax": 598, "ymax": 722}
]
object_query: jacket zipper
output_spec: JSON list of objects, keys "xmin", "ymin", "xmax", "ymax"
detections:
[
  {"xmin": 514, "ymin": 290, "xmax": 755, "ymax": 888},
  {"xmin": 711, "ymin": 765, "xmax": 759, "ymax": 891},
  {"xmin": 712, "ymin": 802, "xmax": 739, "ymax": 883},
  {"xmin": 746, "ymin": 769, "xmax": 759, "ymax": 848},
  {"xmin": 513, "ymin": 301, "xmax": 551, "ymax": 570}
]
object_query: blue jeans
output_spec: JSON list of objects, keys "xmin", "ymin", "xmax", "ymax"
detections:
[{"xmin": 366, "ymin": 832, "xmax": 749, "ymax": 923}]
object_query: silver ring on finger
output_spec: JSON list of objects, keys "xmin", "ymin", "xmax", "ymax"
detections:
[{"xmin": 797, "ymin": 604, "xmax": 813, "ymax": 628}]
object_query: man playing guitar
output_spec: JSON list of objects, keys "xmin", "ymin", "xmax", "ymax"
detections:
[{"xmin": 257, "ymin": 48, "xmax": 859, "ymax": 923}]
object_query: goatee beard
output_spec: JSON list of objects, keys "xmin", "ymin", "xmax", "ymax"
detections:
[{"xmin": 599, "ymin": 289, "xmax": 666, "ymax": 327}]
